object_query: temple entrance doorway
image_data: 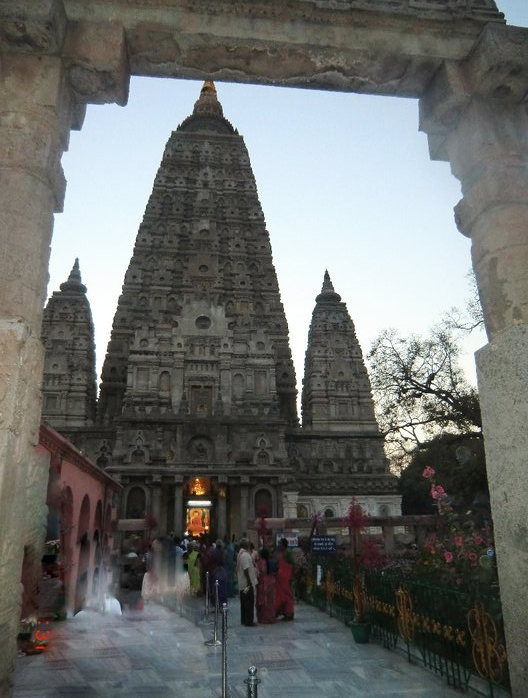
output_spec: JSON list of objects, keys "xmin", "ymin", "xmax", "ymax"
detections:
[
  {"xmin": 185, "ymin": 505, "xmax": 211, "ymax": 537},
  {"xmin": 184, "ymin": 476, "xmax": 214, "ymax": 538}
]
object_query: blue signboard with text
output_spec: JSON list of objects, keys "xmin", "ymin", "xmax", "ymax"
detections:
[{"xmin": 310, "ymin": 535, "xmax": 337, "ymax": 555}]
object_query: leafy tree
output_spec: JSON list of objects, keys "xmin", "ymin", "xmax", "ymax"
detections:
[
  {"xmin": 367, "ymin": 272, "xmax": 490, "ymax": 510},
  {"xmin": 368, "ymin": 325, "xmax": 482, "ymax": 469},
  {"xmin": 399, "ymin": 434, "xmax": 489, "ymax": 515}
]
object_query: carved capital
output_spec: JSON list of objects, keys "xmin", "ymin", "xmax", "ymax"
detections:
[
  {"xmin": 63, "ymin": 21, "xmax": 130, "ymax": 106},
  {"xmin": 420, "ymin": 23, "xmax": 528, "ymax": 161},
  {"xmin": 0, "ymin": 0, "xmax": 67, "ymax": 55},
  {"xmin": 0, "ymin": 54, "xmax": 75, "ymax": 211}
]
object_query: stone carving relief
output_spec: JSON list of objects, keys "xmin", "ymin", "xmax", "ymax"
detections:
[{"xmin": 188, "ymin": 435, "xmax": 213, "ymax": 462}]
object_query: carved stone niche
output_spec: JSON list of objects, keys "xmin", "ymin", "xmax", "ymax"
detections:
[{"xmin": 187, "ymin": 435, "xmax": 213, "ymax": 462}]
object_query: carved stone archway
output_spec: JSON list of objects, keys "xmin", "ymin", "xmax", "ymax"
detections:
[{"xmin": 1, "ymin": 2, "xmax": 527, "ymax": 695}]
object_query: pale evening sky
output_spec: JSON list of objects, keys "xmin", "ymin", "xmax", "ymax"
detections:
[{"xmin": 47, "ymin": 1, "xmax": 528, "ymax": 402}]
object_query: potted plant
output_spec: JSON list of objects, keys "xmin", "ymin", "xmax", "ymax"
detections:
[{"xmin": 343, "ymin": 498, "xmax": 381, "ymax": 643}]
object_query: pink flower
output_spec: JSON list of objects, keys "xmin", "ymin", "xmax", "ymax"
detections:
[
  {"xmin": 444, "ymin": 551, "xmax": 454, "ymax": 563},
  {"xmin": 473, "ymin": 535, "xmax": 484, "ymax": 545},
  {"xmin": 468, "ymin": 552, "xmax": 478, "ymax": 563},
  {"xmin": 422, "ymin": 466, "xmax": 436, "ymax": 479},
  {"xmin": 454, "ymin": 536, "xmax": 463, "ymax": 547},
  {"xmin": 431, "ymin": 484, "xmax": 447, "ymax": 500}
]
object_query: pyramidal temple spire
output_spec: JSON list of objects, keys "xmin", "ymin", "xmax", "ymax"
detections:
[
  {"xmin": 41, "ymin": 258, "xmax": 97, "ymax": 427},
  {"xmin": 192, "ymin": 80, "xmax": 223, "ymax": 118},
  {"xmin": 178, "ymin": 80, "xmax": 235, "ymax": 134},
  {"xmin": 315, "ymin": 269, "xmax": 341, "ymax": 304},
  {"xmin": 60, "ymin": 258, "xmax": 87, "ymax": 293}
]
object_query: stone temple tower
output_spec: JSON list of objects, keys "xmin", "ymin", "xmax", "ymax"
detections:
[
  {"xmin": 42, "ymin": 82, "xmax": 399, "ymax": 538},
  {"xmin": 41, "ymin": 259, "xmax": 97, "ymax": 427},
  {"xmin": 290, "ymin": 271, "xmax": 394, "ymax": 518}
]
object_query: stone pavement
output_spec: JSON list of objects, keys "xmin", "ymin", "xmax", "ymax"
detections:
[{"xmin": 13, "ymin": 597, "xmax": 460, "ymax": 698}]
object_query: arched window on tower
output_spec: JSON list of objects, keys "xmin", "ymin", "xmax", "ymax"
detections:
[
  {"xmin": 159, "ymin": 371, "xmax": 171, "ymax": 393},
  {"xmin": 257, "ymin": 450, "xmax": 270, "ymax": 466},
  {"xmin": 131, "ymin": 448, "xmax": 146, "ymax": 466},
  {"xmin": 254, "ymin": 489, "xmax": 272, "ymax": 518},
  {"xmin": 233, "ymin": 373, "xmax": 244, "ymax": 399},
  {"xmin": 297, "ymin": 504, "xmax": 309, "ymax": 519},
  {"xmin": 126, "ymin": 487, "xmax": 146, "ymax": 519}
]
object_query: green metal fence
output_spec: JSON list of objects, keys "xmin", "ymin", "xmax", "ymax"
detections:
[{"xmin": 299, "ymin": 556, "xmax": 510, "ymax": 697}]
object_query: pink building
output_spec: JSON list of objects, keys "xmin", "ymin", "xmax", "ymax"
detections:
[{"xmin": 36, "ymin": 424, "xmax": 121, "ymax": 616}]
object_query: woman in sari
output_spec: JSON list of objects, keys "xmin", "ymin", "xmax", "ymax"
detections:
[
  {"xmin": 275, "ymin": 538, "xmax": 294, "ymax": 621},
  {"xmin": 256, "ymin": 548, "xmax": 276, "ymax": 624},
  {"xmin": 187, "ymin": 541, "xmax": 202, "ymax": 596}
]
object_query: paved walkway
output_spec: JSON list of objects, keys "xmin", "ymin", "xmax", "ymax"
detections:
[{"xmin": 13, "ymin": 596, "xmax": 460, "ymax": 698}]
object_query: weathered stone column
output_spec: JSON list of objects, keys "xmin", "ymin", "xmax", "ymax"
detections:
[
  {"xmin": 0, "ymin": 6, "xmax": 129, "ymax": 694},
  {"xmin": 216, "ymin": 485, "xmax": 227, "ymax": 539},
  {"xmin": 151, "ymin": 481, "xmax": 162, "ymax": 532},
  {"xmin": 240, "ymin": 482, "xmax": 249, "ymax": 535},
  {"xmin": 282, "ymin": 489, "xmax": 299, "ymax": 519},
  {"xmin": 0, "ymin": 51, "xmax": 74, "ymax": 697},
  {"xmin": 420, "ymin": 24, "xmax": 528, "ymax": 697},
  {"xmin": 173, "ymin": 479, "xmax": 184, "ymax": 535}
]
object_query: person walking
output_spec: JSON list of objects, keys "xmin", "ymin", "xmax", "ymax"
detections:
[
  {"xmin": 236, "ymin": 538, "xmax": 257, "ymax": 626},
  {"xmin": 210, "ymin": 539, "xmax": 228, "ymax": 607},
  {"xmin": 256, "ymin": 547, "xmax": 276, "ymax": 624},
  {"xmin": 275, "ymin": 537, "xmax": 295, "ymax": 621},
  {"xmin": 187, "ymin": 541, "xmax": 202, "ymax": 596}
]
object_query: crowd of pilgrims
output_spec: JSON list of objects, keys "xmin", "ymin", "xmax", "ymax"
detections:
[{"xmin": 140, "ymin": 534, "xmax": 295, "ymax": 624}]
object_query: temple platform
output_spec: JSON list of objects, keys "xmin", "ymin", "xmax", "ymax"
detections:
[{"xmin": 12, "ymin": 594, "xmax": 464, "ymax": 698}]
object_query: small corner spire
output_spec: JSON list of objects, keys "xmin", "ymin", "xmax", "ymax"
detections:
[
  {"xmin": 60, "ymin": 258, "xmax": 87, "ymax": 293},
  {"xmin": 321, "ymin": 270, "xmax": 335, "ymax": 293},
  {"xmin": 315, "ymin": 269, "xmax": 341, "ymax": 304}
]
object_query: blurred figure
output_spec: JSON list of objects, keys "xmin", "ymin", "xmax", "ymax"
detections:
[
  {"xmin": 256, "ymin": 548, "xmax": 276, "ymax": 624},
  {"xmin": 275, "ymin": 538, "xmax": 294, "ymax": 621},
  {"xmin": 141, "ymin": 541, "xmax": 159, "ymax": 602},
  {"xmin": 187, "ymin": 541, "xmax": 202, "ymax": 596},
  {"xmin": 210, "ymin": 539, "xmax": 228, "ymax": 606},
  {"xmin": 225, "ymin": 535, "xmax": 237, "ymax": 597}
]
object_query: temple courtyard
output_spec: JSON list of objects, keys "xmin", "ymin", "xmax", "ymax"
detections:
[{"xmin": 13, "ymin": 596, "xmax": 475, "ymax": 698}]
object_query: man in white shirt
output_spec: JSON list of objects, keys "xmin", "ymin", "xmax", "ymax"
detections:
[{"xmin": 236, "ymin": 538, "xmax": 257, "ymax": 626}]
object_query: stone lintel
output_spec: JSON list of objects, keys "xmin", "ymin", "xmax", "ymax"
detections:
[
  {"xmin": 61, "ymin": 0, "xmax": 495, "ymax": 97},
  {"xmin": 64, "ymin": 20, "xmax": 130, "ymax": 106},
  {"xmin": 0, "ymin": 0, "xmax": 67, "ymax": 55},
  {"xmin": 476, "ymin": 326, "xmax": 528, "ymax": 698}
]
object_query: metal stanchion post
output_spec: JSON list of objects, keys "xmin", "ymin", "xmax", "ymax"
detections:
[
  {"xmin": 205, "ymin": 579, "xmax": 222, "ymax": 646},
  {"xmin": 199, "ymin": 571, "xmax": 213, "ymax": 625},
  {"xmin": 244, "ymin": 666, "xmax": 260, "ymax": 698},
  {"xmin": 220, "ymin": 603, "xmax": 229, "ymax": 698}
]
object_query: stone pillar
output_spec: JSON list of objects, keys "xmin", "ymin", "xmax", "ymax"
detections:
[
  {"xmin": 151, "ymin": 482, "xmax": 162, "ymax": 532},
  {"xmin": 282, "ymin": 489, "xmax": 299, "ymax": 519},
  {"xmin": 420, "ymin": 24, "xmax": 528, "ymax": 697},
  {"xmin": 240, "ymin": 483, "xmax": 249, "ymax": 536},
  {"xmin": 217, "ymin": 485, "xmax": 227, "ymax": 539},
  {"xmin": 0, "ymin": 6, "xmax": 129, "ymax": 694},
  {"xmin": 0, "ymin": 52, "xmax": 72, "ymax": 697},
  {"xmin": 474, "ymin": 329, "xmax": 528, "ymax": 694},
  {"xmin": 173, "ymin": 481, "xmax": 184, "ymax": 536}
]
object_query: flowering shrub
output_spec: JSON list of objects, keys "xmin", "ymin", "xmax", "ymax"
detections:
[
  {"xmin": 342, "ymin": 499, "xmax": 384, "ymax": 621},
  {"xmin": 418, "ymin": 466, "xmax": 496, "ymax": 590}
]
